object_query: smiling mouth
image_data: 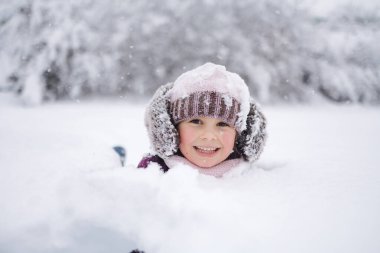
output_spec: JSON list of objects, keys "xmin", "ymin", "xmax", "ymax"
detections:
[{"xmin": 194, "ymin": 146, "xmax": 220, "ymax": 154}]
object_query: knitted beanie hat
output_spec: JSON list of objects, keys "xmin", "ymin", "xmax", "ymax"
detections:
[{"xmin": 169, "ymin": 63, "xmax": 251, "ymax": 132}]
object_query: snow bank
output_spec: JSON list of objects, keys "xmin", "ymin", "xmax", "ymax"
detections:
[{"xmin": 0, "ymin": 98, "xmax": 379, "ymax": 253}]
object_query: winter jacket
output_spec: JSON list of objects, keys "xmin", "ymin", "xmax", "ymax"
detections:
[
  {"xmin": 138, "ymin": 154, "xmax": 170, "ymax": 172},
  {"xmin": 137, "ymin": 151, "xmax": 242, "ymax": 173}
]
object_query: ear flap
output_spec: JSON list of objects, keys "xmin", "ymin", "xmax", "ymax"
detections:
[
  {"xmin": 145, "ymin": 82, "xmax": 179, "ymax": 158},
  {"xmin": 236, "ymin": 99, "xmax": 267, "ymax": 162}
]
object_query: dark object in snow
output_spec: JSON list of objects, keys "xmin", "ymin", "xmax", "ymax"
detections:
[
  {"xmin": 112, "ymin": 145, "xmax": 126, "ymax": 166},
  {"xmin": 129, "ymin": 250, "xmax": 145, "ymax": 253}
]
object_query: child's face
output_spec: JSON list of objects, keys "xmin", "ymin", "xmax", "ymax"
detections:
[{"xmin": 178, "ymin": 117, "xmax": 236, "ymax": 168}]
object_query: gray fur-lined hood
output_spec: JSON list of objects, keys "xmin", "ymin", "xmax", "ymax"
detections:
[{"xmin": 145, "ymin": 82, "xmax": 267, "ymax": 162}]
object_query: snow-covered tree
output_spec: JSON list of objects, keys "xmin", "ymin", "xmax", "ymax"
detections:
[{"xmin": 0, "ymin": 0, "xmax": 379, "ymax": 104}]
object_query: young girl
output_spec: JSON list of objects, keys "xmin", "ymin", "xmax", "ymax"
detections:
[{"xmin": 138, "ymin": 62, "xmax": 267, "ymax": 177}]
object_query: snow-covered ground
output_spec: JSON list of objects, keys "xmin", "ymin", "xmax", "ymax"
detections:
[{"xmin": 1, "ymin": 94, "xmax": 380, "ymax": 253}]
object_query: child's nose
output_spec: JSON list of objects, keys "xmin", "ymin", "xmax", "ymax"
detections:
[{"xmin": 200, "ymin": 129, "xmax": 217, "ymax": 140}]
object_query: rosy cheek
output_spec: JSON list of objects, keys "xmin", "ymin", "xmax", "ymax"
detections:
[
  {"xmin": 221, "ymin": 131, "xmax": 236, "ymax": 146},
  {"xmin": 179, "ymin": 127, "xmax": 197, "ymax": 146}
]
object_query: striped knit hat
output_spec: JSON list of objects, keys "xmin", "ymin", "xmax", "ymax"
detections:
[{"xmin": 169, "ymin": 62, "xmax": 250, "ymax": 131}]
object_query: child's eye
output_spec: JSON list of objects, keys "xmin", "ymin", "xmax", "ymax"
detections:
[
  {"xmin": 189, "ymin": 119, "xmax": 202, "ymax": 125},
  {"xmin": 217, "ymin": 121, "xmax": 230, "ymax": 127}
]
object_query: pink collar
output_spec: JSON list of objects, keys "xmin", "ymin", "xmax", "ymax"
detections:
[{"xmin": 165, "ymin": 155, "xmax": 243, "ymax": 178}]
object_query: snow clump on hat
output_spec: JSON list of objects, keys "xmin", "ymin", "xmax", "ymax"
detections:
[{"xmin": 168, "ymin": 62, "xmax": 251, "ymax": 132}]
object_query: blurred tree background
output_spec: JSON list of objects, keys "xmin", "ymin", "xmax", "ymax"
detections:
[{"xmin": 0, "ymin": 0, "xmax": 379, "ymax": 105}]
